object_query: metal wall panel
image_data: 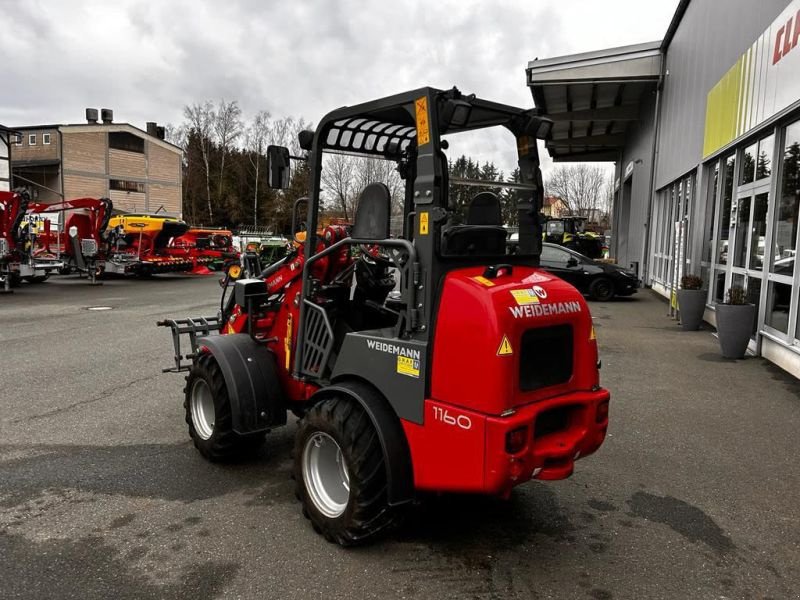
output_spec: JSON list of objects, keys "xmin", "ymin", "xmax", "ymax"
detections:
[
  {"xmin": 616, "ymin": 91, "xmax": 657, "ymax": 271},
  {"xmin": 655, "ymin": 0, "xmax": 791, "ymax": 189}
]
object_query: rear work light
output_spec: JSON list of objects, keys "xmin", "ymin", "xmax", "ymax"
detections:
[
  {"xmin": 505, "ymin": 426, "xmax": 529, "ymax": 454},
  {"xmin": 596, "ymin": 400, "xmax": 609, "ymax": 423}
]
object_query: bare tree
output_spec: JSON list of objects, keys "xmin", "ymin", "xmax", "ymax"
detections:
[
  {"xmin": 321, "ymin": 153, "xmax": 355, "ymax": 220},
  {"xmin": 351, "ymin": 157, "xmax": 404, "ymax": 217},
  {"xmin": 545, "ymin": 164, "xmax": 607, "ymax": 222},
  {"xmin": 245, "ymin": 110, "xmax": 271, "ymax": 227},
  {"xmin": 601, "ymin": 174, "xmax": 615, "ymax": 226},
  {"xmin": 268, "ymin": 116, "xmax": 312, "ymax": 155},
  {"xmin": 163, "ymin": 123, "xmax": 187, "ymax": 153},
  {"xmin": 183, "ymin": 101, "xmax": 215, "ymax": 220},
  {"xmin": 214, "ymin": 99, "xmax": 243, "ymax": 199}
]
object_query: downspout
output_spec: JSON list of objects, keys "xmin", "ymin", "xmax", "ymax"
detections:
[
  {"xmin": 59, "ymin": 128, "xmax": 66, "ymax": 261},
  {"xmin": 641, "ymin": 52, "xmax": 666, "ymax": 286}
]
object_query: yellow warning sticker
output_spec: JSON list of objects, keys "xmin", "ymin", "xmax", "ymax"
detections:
[
  {"xmin": 590, "ymin": 325, "xmax": 596, "ymax": 341},
  {"xmin": 517, "ymin": 135, "xmax": 530, "ymax": 155},
  {"xmin": 397, "ymin": 355, "xmax": 420, "ymax": 378},
  {"xmin": 284, "ymin": 313, "xmax": 293, "ymax": 370},
  {"xmin": 510, "ymin": 289, "xmax": 540, "ymax": 305},
  {"xmin": 472, "ymin": 275, "xmax": 495, "ymax": 287},
  {"xmin": 419, "ymin": 211, "xmax": 429, "ymax": 235},
  {"xmin": 497, "ymin": 335, "xmax": 513, "ymax": 356},
  {"xmin": 415, "ymin": 96, "xmax": 430, "ymax": 146}
]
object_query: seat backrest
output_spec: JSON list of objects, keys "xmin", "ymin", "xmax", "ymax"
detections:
[
  {"xmin": 466, "ymin": 192, "xmax": 502, "ymax": 226},
  {"xmin": 352, "ymin": 182, "xmax": 391, "ymax": 240}
]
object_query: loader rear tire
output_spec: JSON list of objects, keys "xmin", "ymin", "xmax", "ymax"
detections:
[
  {"xmin": 184, "ymin": 353, "xmax": 265, "ymax": 461},
  {"xmin": 293, "ymin": 396, "xmax": 398, "ymax": 546}
]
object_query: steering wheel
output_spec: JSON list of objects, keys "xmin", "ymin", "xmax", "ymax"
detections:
[{"xmin": 359, "ymin": 244, "xmax": 394, "ymax": 269}]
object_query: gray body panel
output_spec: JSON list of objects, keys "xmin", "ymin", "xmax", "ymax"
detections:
[{"xmin": 331, "ymin": 330, "xmax": 427, "ymax": 424}]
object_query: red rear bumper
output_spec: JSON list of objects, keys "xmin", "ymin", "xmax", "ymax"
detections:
[
  {"xmin": 403, "ymin": 389, "xmax": 610, "ymax": 495},
  {"xmin": 484, "ymin": 389, "xmax": 610, "ymax": 494}
]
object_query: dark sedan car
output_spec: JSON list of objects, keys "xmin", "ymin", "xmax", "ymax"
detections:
[{"xmin": 539, "ymin": 242, "xmax": 640, "ymax": 301}]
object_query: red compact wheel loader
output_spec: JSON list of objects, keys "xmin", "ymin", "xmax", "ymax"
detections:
[{"xmin": 160, "ymin": 87, "xmax": 610, "ymax": 545}]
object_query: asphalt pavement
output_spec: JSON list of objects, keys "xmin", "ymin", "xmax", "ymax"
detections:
[{"xmin": 0, "ymin": 275, "xmax": 798, "ymax": 599}]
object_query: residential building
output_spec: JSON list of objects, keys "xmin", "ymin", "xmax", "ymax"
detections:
[
  {"xmin": 528, "ymin": 0, "xmax": 800, "ymax": 377},
  {"xmin": 0, "ymin": 125, "xmax": 15, "ymax": 192},
  {"xmin": 542, "ymin": 195, "xmax": 568, "ymax": 218},
  {"xmin": 11, "ymin": 109, "xmax": 182, "ymax": 215}
]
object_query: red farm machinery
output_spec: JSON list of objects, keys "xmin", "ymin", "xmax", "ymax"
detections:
[
  {"xmin": 160, "ymin": 87, "xmax": 610, "ymax": 545},
  {"xmin": 25, "ymin": 197, "xmax": 116, "ymax": 284},
  {"xmin": 1, "ymin": 190, "xmax": 65, "ymax": 291},
  {"xmin": 107, "ymin": 214, "xmax": 239, "ymax": 276}
]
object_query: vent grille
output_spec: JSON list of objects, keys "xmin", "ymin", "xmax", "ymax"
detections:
[
  {"xmin": 80, "ymin": 238, "xmax": 98, "ymax": 257},
  {"xmin": 519, "ymin": 324, "xmax": 573, "ymax": 392},
  {"xmin": 300, "ymin": 300, "xmax": 335, "ymax": 378}
]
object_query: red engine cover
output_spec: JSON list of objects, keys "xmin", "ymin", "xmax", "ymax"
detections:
[{"xmin": 431, "ymin": 266, "xmax": 599, "ymax": 416}]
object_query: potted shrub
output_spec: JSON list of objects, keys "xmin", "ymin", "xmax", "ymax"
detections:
[
  {"xmin": 715, "ymin": 286, "xmax": 755, "ymax": 359},
  {"xmin": 677, "ymin": 274, "xmax": 706, "ymax": 331}
]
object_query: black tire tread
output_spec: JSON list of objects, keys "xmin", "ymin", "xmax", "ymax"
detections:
[{"xmin": 293, "ymin": 396, "xmax": 401, "ymax": 546}]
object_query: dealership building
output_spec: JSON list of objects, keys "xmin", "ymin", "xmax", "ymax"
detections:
[{"xmin": 528, "ymin": 0, "xmax": 800, "ymax": 377}]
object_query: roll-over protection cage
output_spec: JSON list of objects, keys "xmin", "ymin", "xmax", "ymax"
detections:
[{"xmin": 293, "ymin": 86, "xmax": 553, "ymax": 383}]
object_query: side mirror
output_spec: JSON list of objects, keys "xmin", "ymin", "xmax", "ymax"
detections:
[
  {"xmin": 267, "ymin": 145, "xmax": 291, "ymax": 189},
  {"xmin": 567, "ymin": 257, "xmax": 579, "ymax": 268}
]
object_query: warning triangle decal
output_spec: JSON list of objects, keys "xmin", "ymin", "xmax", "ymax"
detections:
[{"xmin": 497, "ymin": 335, "xmax": 513, "ymax": 356}]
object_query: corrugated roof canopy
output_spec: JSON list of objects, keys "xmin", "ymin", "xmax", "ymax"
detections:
[{"xmin": 527, "ymin": 41, "xmax": 662, "ymax": 162}]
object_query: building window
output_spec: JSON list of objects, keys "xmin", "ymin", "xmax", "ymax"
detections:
[
  {"xmin": 109, "ymin": 131, "xmax": 144, "ymax": 154},
  {"xmin": 110, "ymin": 179, "xmax": 145, "ymax": 193},
  {"xmin": 756, "ymin": 134, "xmax": 774, "ymax": 180},
  {"xmin": 716, "ymin": 155, "xmax": 735, "ymax": 266},
  {"xmin": 700, "ymin": 162, "xmax": 718, "ymax": 290},
  {"xmin": 12, "ymin": 134, "xmax": 22, "ymax": 145},
  {"xmin": 42, "ymin": 133, "xmax": 51, "ymax": 145},
  {"xmin": 772, "ymin": 120, "xmax": 800, "ymax": 279},
  {"xmin": 28, "ymin": 134, "xmax": 36, "ymax": 146}
]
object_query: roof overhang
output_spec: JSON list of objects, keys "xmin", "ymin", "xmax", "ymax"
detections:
[
  {"xmin": 12, "ymin": 159, "xmax": 61, "ymax": 169},
  {"xmin": 527, "ymin": 41, "xmax": 662, "ymax": 162}
]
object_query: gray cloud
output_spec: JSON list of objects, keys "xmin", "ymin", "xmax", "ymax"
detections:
[{"xmin": 1, "ymin": 0, "xmax": 678, "ymax": 175}]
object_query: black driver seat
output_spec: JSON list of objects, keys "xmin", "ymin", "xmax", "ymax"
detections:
[
  {"xmin": 352, "ymin": 182, "xmax": 391, "ymax": 241},
  {"xmin": 442, "ymin": 191, "xmax": 507, "ymax": 255}
]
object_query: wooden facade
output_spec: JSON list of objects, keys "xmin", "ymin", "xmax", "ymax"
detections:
[{"xmin": 10, "ymin": 123, "xmax": 182, "ymax": 215}]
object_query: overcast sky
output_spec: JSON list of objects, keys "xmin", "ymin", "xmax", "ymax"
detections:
[{"xmin": 2, "ymin": 0, "xmax": 678, "ymax": 174}]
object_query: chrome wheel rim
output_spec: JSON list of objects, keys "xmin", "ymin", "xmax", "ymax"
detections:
[
  {"xmin": 190, "ymin": 379, "xmax": 215, "ymax": 440},
  {"xmin": 302, "ymin": 432, "xmax": 350, "ymax": 518}
]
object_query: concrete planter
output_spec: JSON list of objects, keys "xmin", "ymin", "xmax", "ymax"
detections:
[
  {"xmin": 714, "ymin": 303, "xmax": 756, "ymax": 359},
  {"xmin": 677, "ymin": 289, "xmax": 707, "ymax": 331}
]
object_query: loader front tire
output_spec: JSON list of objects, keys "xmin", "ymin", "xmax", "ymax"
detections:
[
  {"xmin": 184, "ymin": 353, "xmax": 264, "ymax": 461},
  {"xmin": 293, "ymin": 396, "xmax": 399, "ymax": 546}
]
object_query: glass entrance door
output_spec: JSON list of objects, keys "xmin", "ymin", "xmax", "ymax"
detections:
[{"xmin": 726, "ymin": 134, "xmax": 775, "ymax": 338}]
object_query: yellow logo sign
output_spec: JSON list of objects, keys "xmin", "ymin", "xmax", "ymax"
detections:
[
  {"xmin": 510, "ymin": 289, "xmax": 540, "ymax": 305},
  {"xmin": 419, "ymin": 211, "xmax": 429, "ymax": 235},
  {"xmin": 397, "ymin": 355, "xmax": 420, "ymax": 378},
  {"xmin": 472, "ymin": 275, "xmax": 495, "ymax": 287},
  {"xmin": 497, "ymin": 335, "xmax": 513, "ymax": 356},
  {"xmin": 415, "ymin": 96, "xmax": 430, "ymax": 146}
]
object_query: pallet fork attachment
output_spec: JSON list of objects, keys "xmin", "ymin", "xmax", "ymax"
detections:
[{"xmin": 157, "ymin": 316, "xmax": 221, "ymax": 372}]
